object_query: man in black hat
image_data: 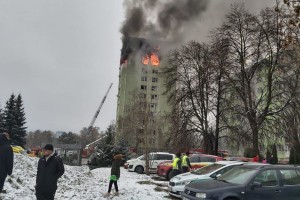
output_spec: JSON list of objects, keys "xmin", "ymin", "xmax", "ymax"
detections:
[
  {"xmin": 0, "ymin": 132, "xmax": 13, "ymax": 193},
  {"xmin": 36, "ymin": 144, "xmax": 65, "ymax": 200}
]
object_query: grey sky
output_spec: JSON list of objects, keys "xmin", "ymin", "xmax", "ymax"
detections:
[{"xmin": 0, "ymin": 0, "xmax": 276, "ymax": 133}]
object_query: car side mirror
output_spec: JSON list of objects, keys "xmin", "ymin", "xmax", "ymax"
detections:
[{"xmin": 251, "ymin": 182, "xmax": 262, "ymax": 189}]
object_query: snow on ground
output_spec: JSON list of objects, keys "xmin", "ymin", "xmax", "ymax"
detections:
[{"xmin": 0, "ymin": 154, "xmax": 173, "ymax": 200}]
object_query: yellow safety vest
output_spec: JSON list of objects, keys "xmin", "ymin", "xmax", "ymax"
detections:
[
  {"xmin": 182, "ymin": 155, "xmax": 188, "ymax": 167},
  {"xmin": 173, "ymin": 157, "xmax": 180, "ymax": 169}
]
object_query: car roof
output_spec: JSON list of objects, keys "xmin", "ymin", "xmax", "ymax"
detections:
[
  {"xmin": 234, "ymin": 163, "xmax": 300, "ymax": 170},
  {"xmin": 215, "ymin": 161, "xmax": 244, "ymax": 165},
  {"xmin": 190, "ymin": 154, "xmax": 221, "ymax": 158},
  {"xmin": 149, "ymin": 152, "xmax": 175, "ymax": 155}
]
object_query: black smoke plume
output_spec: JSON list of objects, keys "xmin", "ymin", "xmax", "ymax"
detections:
[{"xmin": 120, "ymin": 0, "xmax": 209, "ymax": 64}]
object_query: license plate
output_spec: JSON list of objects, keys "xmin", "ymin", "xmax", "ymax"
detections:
[{"xmin": 183, "ymin": 197, "xmax": 190, "ymax": 200}]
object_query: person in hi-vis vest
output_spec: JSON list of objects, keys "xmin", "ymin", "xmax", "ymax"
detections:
[
  {"xmin": 182, "ymin": 152, "xmax": 192, "ymax": 173},
  {"xmin": 170, "ymin": 152, "xmax": 182, "ymax": 179}
]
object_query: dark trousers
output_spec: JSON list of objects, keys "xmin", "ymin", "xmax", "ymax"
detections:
[
  {"xmin": 36, "ymin": 190, "xmax": 55, "ymax": 200},
  {"xmin": 0, "ymin": 176, "xmax": 7, "ymax": 193},
  {"xmin": 108, "ymin": 180, "xmax": 118, "ymax": 193},
  {"xmin": 182, "ymin": 166, "xmax": 189, "ymax": 173}
]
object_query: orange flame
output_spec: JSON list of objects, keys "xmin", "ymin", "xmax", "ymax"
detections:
[
  {"xmin": 150, "ymin": 53, "xmax": 159, "ymax": 66},
  {"xmin": 142, "ymin": 53, "xmax": 160, "ymax": 66},
  {"xmin": 142, "ymin": 55, "xmax": 150, "ymax": 65}
]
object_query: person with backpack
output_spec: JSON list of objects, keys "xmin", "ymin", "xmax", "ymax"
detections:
[
  {"xmin": 35, "ymin": 144, "xmax": 65, "ymax": 200},
  {"xmin": 0, "ymin": 132, "xmax": 13, "ymax": 193}
]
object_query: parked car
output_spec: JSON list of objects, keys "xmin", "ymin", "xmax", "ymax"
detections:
[
  {"xmin": 168, "ymin": 161, "xmax": 244, "ymax": 198},
  {"xmin": 157, "ymin": 154, "xmax": 223, "ymax": 180},
  {"xmin": 125, "ymin": 152, "xmax": 175, "ymax": 174},
  {"xmin": 182, "ymin": 164, "xmax": 300, "ymax": 200}
]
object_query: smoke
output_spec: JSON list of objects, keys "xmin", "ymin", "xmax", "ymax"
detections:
[{"xmin": 121, "ymin": 0, "xmax": 209, "ymax": 42}]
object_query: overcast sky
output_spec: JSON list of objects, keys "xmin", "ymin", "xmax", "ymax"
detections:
[{"xmin": 0, "ymin": 0, "xmax": 276, "ymax": 134}]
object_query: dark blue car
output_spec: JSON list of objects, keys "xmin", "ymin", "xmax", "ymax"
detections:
[{"xmin": 182, "ymin": 164, "xmax": 300, "ymax": 200}]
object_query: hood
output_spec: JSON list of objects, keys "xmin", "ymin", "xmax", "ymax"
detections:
[
  {"xmin": 0, "ymin": 134, "xmax": 8, "ymax": 145},
  {"xmin": 171, "ymin": 172, "xmax": 207, "ymax": 182},
  {"xmin": 186, "ymin": 179, "xmax": 237, "ymax": 192},
  {"xmin": 113, "ymin": 154, "xmax": 123, "ymax": 160}
]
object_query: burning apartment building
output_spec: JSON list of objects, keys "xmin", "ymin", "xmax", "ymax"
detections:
[{"xmin": 116, "ymin": 37, "xmax": 173, "ymax": 151}]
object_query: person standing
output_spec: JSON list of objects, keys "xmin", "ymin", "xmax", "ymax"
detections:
[
  {"xmin": 170, "ymin": 152, "xmax": 181, "ymax": 179},
  {"xmin": 104, "ymin": 153, "xmax": 123, "ymax": 197},
  {"xmin": 35, "ymin": 144, "xmax": 65, "ymax": 200},
  {"xmin": 0, "ymin": 132, "xmax": 13, "ymax": 193},
  {"xmin": 181, "ymin": 152, "xmax": 192, "ymax": 173}
]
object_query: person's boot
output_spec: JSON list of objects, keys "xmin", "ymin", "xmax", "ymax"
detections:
[
  {"xmin": 103, "ymin": 193, "xmax": 111, "ymax": 198},
  {"xmin": 114, "ymin": 192, "xmax": 119, "ymax": 196}
]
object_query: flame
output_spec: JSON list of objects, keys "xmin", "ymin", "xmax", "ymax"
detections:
[
  {"xmin": 142, "ymin": 52, "xmax": 160, "ymax": 66},
  {"xmin": 142, "ymin": 55, "xmax": 150, "ymax": 65},
  {"xmin": 150, "ymin": 53, "xmax": 159, "ymax": 66}
]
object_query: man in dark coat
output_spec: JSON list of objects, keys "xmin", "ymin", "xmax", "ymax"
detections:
[
  {"xmin": 0, "ymin": 132, "xmax": 13, "ymax": 193},
  {"xmin": 104, "ymin": 153, "xmax": 123, "ymax": 197},
  {"xmin": 36, "ymin": 144, "xmax": 65, "ymax": 200}
]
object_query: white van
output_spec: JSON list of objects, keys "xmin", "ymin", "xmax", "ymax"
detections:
[{"xmin": 126, "ymin": 152, "xmax": 175, "ymax": 174}]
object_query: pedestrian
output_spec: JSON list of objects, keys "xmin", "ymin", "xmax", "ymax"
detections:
[
  {"xmin": 170, "ymin": 152, "xmax": 181, "ymax": 179},
  {"xmin": 181, "ymin": 152, "xmax": 192, "ymax": 173},
  {"xmin": 0, "ymin": 132, "xmax": 13, "ymax": 193},
  {"xmin": 35, "ymin": 144, "xmax": 65, "ymax": 200},
  {"xmin": 269, "ymin": 154, "xmax": 275, "ymax": 164},
  {"xmin": 252, "ymin": 154, "xmax": 259, "ymax": 162},
  {"xmin": 104, "ymin": 153, "xmax": 123, "ymax": 197}
]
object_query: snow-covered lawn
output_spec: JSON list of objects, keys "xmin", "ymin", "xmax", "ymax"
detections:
[{"xmin": 1, "ymin": 154, "xmax": 174, "ymax": 200}]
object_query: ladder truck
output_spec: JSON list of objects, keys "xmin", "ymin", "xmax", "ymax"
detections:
[{"xmin": 86, "ymin": 83, "xmax": 113, "ymax": 135}]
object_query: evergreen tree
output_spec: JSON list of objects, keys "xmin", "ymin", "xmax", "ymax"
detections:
[
  {"xmin": 89, "ymin": 123, "xmax": 116, "ymax": 167},
  {"xmin": 0, "ymin": 104, "xmax": 4, "ymax": 133},
  {"xmin": 3, "ymin": 94, "xmax": 17, "ymax": 140},
  {"xmin": 13, "ymin": 94, "xmax": 27, "ymax": 147}
]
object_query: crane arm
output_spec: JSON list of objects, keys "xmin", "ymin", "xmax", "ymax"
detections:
[{"xmin": 87, "ymin": 83, "xmax": 113, "ymax": 134}]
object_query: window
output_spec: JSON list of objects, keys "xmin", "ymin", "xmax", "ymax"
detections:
[
  {"xmin": 253, "ymin": 170, "xmax": 278, "ymax": 187},
  {"xmin": 141, "ymin": 85, "xmax": 147, "ymax": 90},
  {"xmin": 151, "ymin": 94, "xmax": 158, "ymax": 100},
  {"xmin": 141, "ymin": 77, "xmax": 147, "ymax": 81},
  {"xmin": 211, "ymin": 165, "xmax": 238, "ymax": 178},
  {"xmin": 151, "ymin": 86, "xmax": 158, "ymax": 91},
  {"xmin": 142, "ymin": 68, "xmax": 148, "ymax": 73},
  {"xmin": 200, "ymin": 157, "xmax": 216, "ymax": 162},
  {"xmin": 190, "ymin": 156, "xmax": 201, "ymax": 163},
  {"xmin": 152, "ymin": 77, "xmax": 158, "ymax": 82},
  {"xmin": 150, "ymin": 103, "xmax": 157, "ymax": 109},
  {"xmin": 157, "ymin": 154, "xmax": 173, "ymax": 160},
  {"xmin": 280, "ymin": 169, "xmax": 300, "ymax": 185},
  {"xmin": 153, "ymin": 69, "xmax": 158, "ymax": 74}
]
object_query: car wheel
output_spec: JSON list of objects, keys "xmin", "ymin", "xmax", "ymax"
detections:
[
  {"xmin": 167, "ymin": 170, "xmax": 172, "ymax": 180},
  {"xmin": 135, "ymin": 166, "xmax": 144, "ymax": 174}
]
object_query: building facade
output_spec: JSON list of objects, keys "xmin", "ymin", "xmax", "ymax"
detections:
[{"xmin": 116, "ymin": 37, "xmax": 172, "ymax": 151}]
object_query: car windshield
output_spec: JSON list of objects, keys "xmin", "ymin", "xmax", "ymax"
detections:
[
  {"xmin": 192, "ymin": 164, "xmax": 224, "ymax": 175},
  {"xmin": 217, "ymin": 167, "xmax": 257, "ymax": 185}
]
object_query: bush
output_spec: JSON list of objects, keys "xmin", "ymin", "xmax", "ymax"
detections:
[{"xmin": 244, "ymin": 147, "xmax": 255, "ymax": 158}]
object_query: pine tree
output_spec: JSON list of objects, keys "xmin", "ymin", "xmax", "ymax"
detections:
[
  {"xmin": 0, "ymin": 104, "xmax": 4, "ymax": 133},
  {"xmin": 13, "ymin": 94, "xmax": 27, "ymax": 147},
  {"xmin": 3, "ymin": 94, "xmax": 17, "ymax": 139}
]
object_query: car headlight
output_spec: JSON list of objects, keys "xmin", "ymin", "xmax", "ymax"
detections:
[
  {"xmin": 196, "ymin": 193, "xmax": 206, "ymax": 199},
  {"xmin": 176, "ymin": 181, "xmax": 190, "ymax": 186}
]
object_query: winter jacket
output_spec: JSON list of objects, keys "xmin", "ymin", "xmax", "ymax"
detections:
[
  {"xmin": 0, "ymin": 134, "xmax": 13, "ymax": 179},
  {"xmin": 36, "ymin": 152, "xmax": 65, "ymax": 194},
  {"xmin": 111, "ymin": 154, "xmax": 122, "ymax": 179}
]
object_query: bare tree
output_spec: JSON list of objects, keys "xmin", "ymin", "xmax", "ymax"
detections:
[
  {"xmin": 214, "ymin": 4, "xmax": 295, "ymax": 155},
  {"xmin": 162, "ymin": 41, "xmax": 221, "ymax": 154}
]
